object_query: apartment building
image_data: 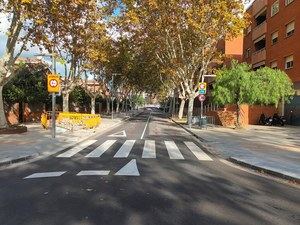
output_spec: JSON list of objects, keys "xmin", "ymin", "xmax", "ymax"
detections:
[{"xmin": 243, "ymin": 0, "xmax": 300, "ymax": 125}]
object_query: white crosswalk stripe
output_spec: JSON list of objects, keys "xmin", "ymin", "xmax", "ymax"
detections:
[
  {"xmin": 57, "ymin": 140, "xmax": 97, "ymax": 158},
  {"xmin": 114, "ymin": 140, "xmax": 136, "ymax": 158},
  {"xmin": 164, "ymin": 141, "xmax": 184, "ymax": 159},
  {"xmin": 184, "ymin": 142, "xmax": 213, "ymax": 161},
  {"xmin": 24, "ymin": 171, "xmax": 66, "ymax": 179},
  {"xmin": 77, "ymin": 170, "xmax": 110, "ymax": 176},
  {"xmin": 56, "ymin": 139, "xmax": 213, "ymax": 161},
  {"xmin": 85, "ymin": 140, "xmax": 116, "ymax": 158},
  {"xmin": 142, "ymin": 140, "xmax": 156, "ymax": 158}
]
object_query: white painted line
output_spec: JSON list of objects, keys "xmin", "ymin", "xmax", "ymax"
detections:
[
  {"xmin": 85, "ymin": 140, "xmax": 116, "ymax": 158},
  {"xmin": 114, "ymin": 140, "xmax": 136, "ymax": 158},
  {"xmin": 115, "ymin": 159, "xmax": 140, "ymax": 176},
  {"xmin": 109, "ymin": 130, "xmax": 127, "ymax": 138},
  {"xmin": 140, "ymin": 114, "xmax": 151, "ymax": 139},
  {"xmin": 24, "ymin": 171, "xmax": 66, "ymax": 179},
  {"xmin": 77, "ymin": 170, "xmax": 110, "ymax": 176},
  {"xmin": 164, "ymin": 141, "xmax": 184, "ymax": 159},
  {"xmin": 57, "ymin": 140, "xmax": 98, "ymax": 158},
  {"xmin": 142, "ymin": 140, "xmax": 156, "ymax": 158},
  {"xmin": 184, "ymin": 142, "xmax": 213, "ymax": 161}
]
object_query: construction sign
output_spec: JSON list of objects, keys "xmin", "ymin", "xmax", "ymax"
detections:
[
  {"xmin": 47, "ymin": 74, "xmax": 60, "ymax": 93},
  {"xmin": 198, "ymin": 82, "xmax": 207, "ymax": 95}
]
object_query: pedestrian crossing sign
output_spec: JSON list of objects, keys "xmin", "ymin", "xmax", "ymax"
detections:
[
  {"xmin": 198, "ymin": 82, "xmax": 207, "ymax": 95},
  {"xmin": 47, "ymin": 74, "xmax": 60, "ymax": 93}
]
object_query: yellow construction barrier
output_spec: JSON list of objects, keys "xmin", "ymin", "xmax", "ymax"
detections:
[
  {"xmin": 41, "ymin": 112, "xmax": 48, "ymax": 129},
  {"xmin": 57, "ymin": 112, "xmax": 101, "ymax": 130}
]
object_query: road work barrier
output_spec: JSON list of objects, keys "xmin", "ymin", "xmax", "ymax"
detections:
[
  {"xmin": 41, "ymin": 112, "xmax": 101, "ymax": 130},
  {"xmin": 57, "ymin": 112, "xmax": 101, "ymax": 130}
]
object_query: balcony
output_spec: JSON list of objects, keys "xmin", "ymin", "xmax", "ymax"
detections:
[
  {"xmin": 252, "ymin": 22, "xmax": 267, "ymax": 41},
  {"xmin": 251, "ymin": 48, "xmax": 266, "ymax": 65},
  {"xmin": 253, "ymin": 0, "xmax": 268, "ymax": 16}
]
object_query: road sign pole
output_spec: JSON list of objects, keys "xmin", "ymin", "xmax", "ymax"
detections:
[
  {"xmin": 111, "ymin": 75, "xmax": 114, "ymax": 120},
  {"xmin": 200, "ymin": 76, "xmax": 205, "ymax": 118},
  {"xmin": 51, "ymin": 92, "xmax": 56, "ymax": 138}
]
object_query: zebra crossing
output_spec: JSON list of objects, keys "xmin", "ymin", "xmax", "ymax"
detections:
[{"xmin": 55, "ymin": 139, "xmax": 213, "ymax": 161}]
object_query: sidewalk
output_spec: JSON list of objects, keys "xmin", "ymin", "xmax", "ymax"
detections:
[
  {"xmin": 0, "ymin": 112, "xmax": 136, "ymax": 167},
  {"xmin": 177, "ymin": 121, "xmax": 300, "ymax": 182}
]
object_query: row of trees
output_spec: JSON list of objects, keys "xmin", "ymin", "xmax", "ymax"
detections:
[{"xmin": 0, "ymin": 0, "xmax": 294, "ymax": 128}]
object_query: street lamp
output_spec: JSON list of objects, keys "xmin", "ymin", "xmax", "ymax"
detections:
[
  {"xmin": 110, "ymin": 73, "xmax": 121, "ymax": 119},
  {"xmin": 35, "ymin": 52, "xmax": 57, "ymax": 138}
]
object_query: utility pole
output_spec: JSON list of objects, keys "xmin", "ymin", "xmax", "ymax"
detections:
[
  {"xmin": 51, "ymin": 52, "xmax": 56, "ymax": 138},
  {"xmin": 111, "ymin": 74, "xmax": 114, "ymax": 120}
]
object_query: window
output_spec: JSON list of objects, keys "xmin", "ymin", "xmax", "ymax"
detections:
[
  {"xmin": 286, "ymin": 21, "xmax": 295, "ymax": 37},
  {"xmin": 271, "ymin": 61, "xmax": 278, "ymax": 69},
  {"xmin": 285, "ymin": 55, "xmax": 294, "ymax": 69},
  {"xmin": 285, "ymin": 0, "xmax": 294, "ymax": 6},
  {"xmin": 271, "ymin": 31, "xmax": 278, "ymax": 45},
  {"xmin": 245, "ymin": 48, "xmax": 251, "ymax": 58},
  {"xmin": 271, "ymin": 0, "xmax": 279, "ymax": 17}
]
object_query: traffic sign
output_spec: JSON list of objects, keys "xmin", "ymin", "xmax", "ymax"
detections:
[
  {"xmin": 198, "ymin": 95, "xmax": 206, "ymax": 102},
  {"xmin": 198, "ymin": 82, "xmax": 207, "ymax": 95},
  {"xmin": 47, "ymin": 74, "xmax": 60, "ymax": 93}
]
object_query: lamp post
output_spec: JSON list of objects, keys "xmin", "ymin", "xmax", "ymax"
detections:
[
  {"xmin": 36, "ymin": 52, "xmax": 57, "ymax": 138},
  {"xmin": 110, "ymin": 73, "xmax": 121, "ymax": 120}
]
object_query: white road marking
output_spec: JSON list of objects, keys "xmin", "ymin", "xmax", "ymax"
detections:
[
  {"xmin": 140, "ymin": 114, "xmax": 151, "ymax": 139},
  {"xmin": 109, "ymin": 130, "xmax": 127, "ymax": 138},
  {"xmin": 164, "ymin": 141, "xmax": 184, "ymax": 159},
  {"xmin": 142, "ymin": 140, "xmax": 156, "ymax": 158},
  {"xmin": 77, "ymin": 170, "xmax": 110, "ymax": 176},
  {"xmin": 24, "ymin": 171, "xmax": 66, "ymax": 179},
  {"xmin": 115, "ymin": 159, "xmax": 140, "ymax": 176},
  {"xmin": 114, "ymin": 140, "xmax": 135, "ymax": 158},
  {"xmin": 85, "ymin": 140, "xmax": 116, "ymax": 158},
  {"xmin": 184, "ymin": 142, "xmax": 213, "ymax": 161},
  {"xmin": 57, "ymin": 140, "xmax": 97, "ymax": 158}
]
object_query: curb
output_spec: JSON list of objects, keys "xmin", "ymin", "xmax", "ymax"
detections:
[
  {"xmin": 228, "ymin": 157, "xmax": 300, "ymax": 184},
  {"xmin": 0, "ymin": 153, "xmax": 39, "ymax": 168},
  {"xmin": 170, "ymin": 118, "xmax": 207, "ymax": 143},
  {"xmin": 171, "ymin": 117, "xmax": 300, "ymax": 184},
  {"xmin": 170, "ymin": 117, "xmax": 217, "ymax": 158},
  {"xmin": 0, "ymin": 111, "xmax": 143, "ymax": 168}
]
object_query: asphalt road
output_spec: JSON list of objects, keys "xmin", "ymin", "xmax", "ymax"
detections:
[{"xmin": 0, "ymin": 110, "xmax": 299, "ymax": 225}]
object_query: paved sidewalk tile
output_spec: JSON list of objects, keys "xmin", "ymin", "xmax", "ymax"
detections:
[
  {"xmin": 179, "ymin": 123, "xmax": 300, "ymax": 181},
  {"xmin": 0, "ymin": 116, "xmax": 127, "ymax": 166}
]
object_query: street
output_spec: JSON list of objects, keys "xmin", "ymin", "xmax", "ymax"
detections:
[{"xmin": 0, "ymin": 110, "xmax": 299, "ymax": 225}]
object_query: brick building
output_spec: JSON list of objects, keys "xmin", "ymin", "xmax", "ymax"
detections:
[{"xmin": 243, "ymin": 0, "xmax": 300, "ymax": 125}]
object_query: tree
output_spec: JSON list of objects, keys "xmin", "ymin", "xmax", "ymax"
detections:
[
  {"xmin": 0, "ymin": 0, "xmax": 51, "ymax": 128},
  {"xmin": 253, "ymin": 67, "xmax": 294, "ymax": 107},
  {"xmin": 121, "ymin": 0, "xmax": 248, "ymax": 125},
  {"xmin": 33, "ymin": 0, "xmax": 113, "ymax": 112},
  {"xmin": 212, "ymin": 61, "xmax": 294, "ymax": 127},
  {"xmin": 3, "ymin": 59, "xmax": 50, "ymax": 105}
]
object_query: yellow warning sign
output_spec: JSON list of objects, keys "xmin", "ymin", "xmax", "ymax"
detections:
[{"xmin": 47, "ymin": 74, "xmax": 60, "ymax": 93}]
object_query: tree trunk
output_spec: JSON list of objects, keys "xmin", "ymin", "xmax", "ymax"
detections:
[
  {"xmin": 168, "ymin": 98, "xmax": 173, "ymax": 114},
  {"xmin": 106, "ymin": 98, "xmax": 110, "ymax": 114},
  {"xmin": 236, "ymin": 103, "xmax": 241, "ymax": 128},
  {"xmin": 178, "ymin": 98, "xmax": 185, "ymax": 119},
  {"xmin": 116, "ymin": 99, "xmax": 120, "ymax": 113},
  {"xmin": 91, "ymin": 96, "xmax": 96, "ymax": 114},
  {"xmin": 121, "ymin": 100, "xmax": 125, "ymax": 112},
  {"xmin": 0, "ymin": 85, "xmax": 8, "ymax": 128},
  {"xmin": 62, "ymin": 92, "xmax": 70, "ymax": 112},
  {"xmin": 187, "ymin": 96, "xmax": 195, "ymax": 126}
]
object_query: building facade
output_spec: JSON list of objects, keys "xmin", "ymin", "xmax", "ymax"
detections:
[{"xmin": 243, "ymin": 0, "xmax": 300, "ymax": 124}]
